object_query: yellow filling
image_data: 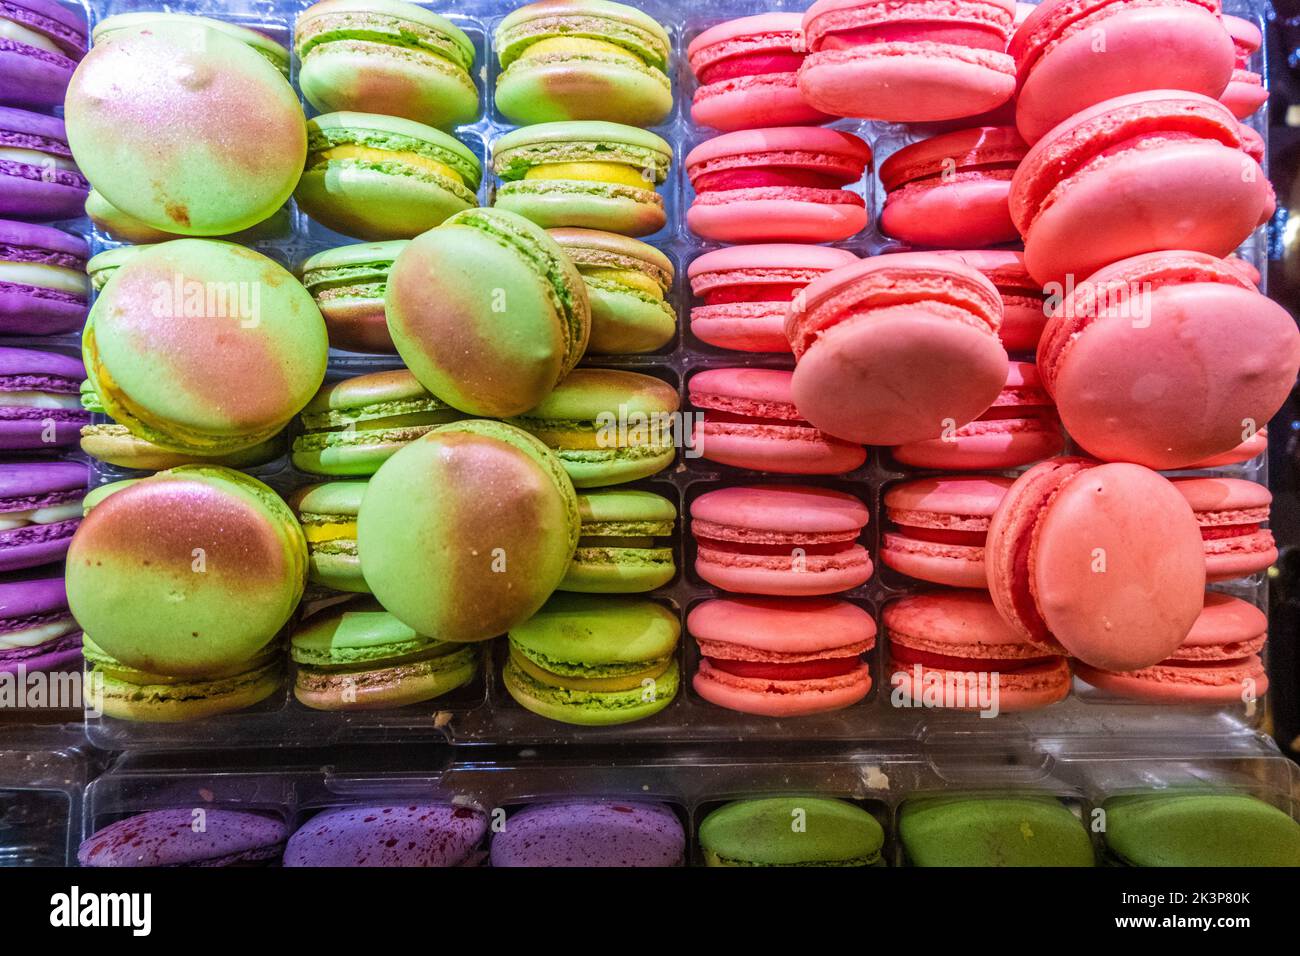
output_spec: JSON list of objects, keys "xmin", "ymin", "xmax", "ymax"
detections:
[
  {"xmin": 0, "ymin": 262, "xmax": 89, "ymax": 295},
  {"xmin": 319, "ymin": 145, "xmax": 463, "ymax": 185},
  {"xmin": 0, "ymin": 19, "xmax": 62, "ymax": 54},
  {"xmin": 520, "ymin": 36, "xmax": 641, "ymax": 63},
  {"xmin": 529, "ymin": 427, "xmax": 606, "ymax": 450},
  {"xmin": 525, "ymin": 162, "xmax": 652, "ymax": 189},
  {"xmin": 585, "ymin": 267, "xmax": 662, "ymax": 298},
  {"xmin": 511, "ymin": 646, "xmax": 670, "ymax": 692},
  {"xmin": 302, "ymin": 521, "xmax": 357, "ymax": 544},
  {"xmin": 0, "ymin": 147, "xmax": 79, "ymax": 172}
]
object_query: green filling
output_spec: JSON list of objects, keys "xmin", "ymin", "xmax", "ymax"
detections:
[
  {"xmin": 499, "ymin": 20, "xmax": 668, "ymax": 71},
  {"xmin": 301, "ymin": 397, "xmax": 452, "ymax": 431},
  {"xmin": 301, "ymin": 18, "xmax": 474, "ymax": 72},
  {"xmin": 308, "ymin": 540, "xmax": 358, "ymax": 557},
  {"xmin": 308, "ymin": 127, "xmax": 481, "ymax": 191},
  {"xmin": 513, "ymin": 642, "xmax": 667, "ymax": 679},
  {"xmin": 572, "ymin": 547, "xmax": 672, "ymax": 565},
  {"xmin": 558, "ymin": 444, "xmax": 672, "ymax": 464},
  {"xmin": 507, "ymin": 656, "xmax": 679, "ymax": 707},
  {"xmin": 580, "ymin": 520, "xmax": 674, "ymax": 538},
  {"xmin": 292, "ymin": 425, "xmax": 438, "ymax": 452},
  {"xmin": 303, "ymin": 262, "xmax": 393, "ymax": 293}
]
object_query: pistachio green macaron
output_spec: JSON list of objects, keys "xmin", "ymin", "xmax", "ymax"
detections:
[
  {"xmin": 699, "ymin": 797, "xmax": 885, "ymax": 867},
  {"xmin": 561, "ymin": 489, "xmax": 676, "ymax": 593}
]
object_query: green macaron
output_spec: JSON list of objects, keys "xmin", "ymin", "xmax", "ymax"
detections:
[
  {"xmin": 85, "ymin": 189, "xmax": 293, "ymax": 245},
  {"xmin": 291, "ymin": 369, "xmax": 463, "ymax": 476},
  {"xmin": 297, "ymin": 241, "xmax": 408, "ymax": 354},
  {"xmin": 699, "ymin": 797, "xmax": 885, "ymax": 867},
  {"xmin": 92, "ymin": 13, "xmax": 293, "ymax": 77},
  {"xmin": 899, "ymin": 795, "xmax": 1096, "ymax": 867},
  {"xmin": 86, "ymin": 245, "xmax": 152, "ymax": 292},
  {"xmin": 290, "ymin": 481, "xmax": 367, "ymax": 593},
  {"xmin": 385, "ymin": 207, "xmax": 591, "ymax": 417},
  {"xmin": 508, "ymin": 368, "xmax": 679, "ymax": 487},
  {"xmin": 562, "ymin": 489, "xmax": 676, "ymax": 593},
  {"xmin": 1103, "ymin": 793, "xmax": 1300, "ymax": 867},
  {"xmin": 296, "ymin": 111, "xmax": 482, "ymax": 240},
  {"xmin": 547, "ymin": 228, "xmax": 675, "ymax": 353},
  {"xmin": 358, "ymin": 420, "xmax": 580, "ymax": 642},
  {"xmin": 296, "ymin": 0, "xmax": 478, "ymax": 130},
  {"xmin": 290, "ymin": 597, "xmax": 478, "ymax": 711},
  {"xmin": 493, "ymin": 121, "xmax": 672, "ymax": 236},
  {"xmin": 504, "ymin": 593, "xmax": 680, "ymax": 725}
]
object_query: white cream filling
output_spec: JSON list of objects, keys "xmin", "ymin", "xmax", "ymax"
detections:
[
  {"xmin": 0, "ymin": 262, "xmax": 88, "ymax": 295},
  {"xmin": 0, "ymin": 391, "xmax": 82, "ymax": 409},
  {"xmin": 0, "ymin": 500, "xmax": 82, "ymax": 530},
  {"xmin": 0, "ymin": 147, "xmax": 79, "ymax": 172},
  {"xmin": 0, "ymin": 617, "xmax": 76, "ymax": 650},
  {"xmin": 0, "ymin": 19, "xmax": 62, "ymax": 55}
]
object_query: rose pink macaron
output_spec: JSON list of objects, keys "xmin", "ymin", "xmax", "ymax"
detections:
[
  {"xmin": 688, "ymin": 244, "xmax": 858, "ymax": 353},
  {"xmin": 1220, "ymin": 15, "xmax": 1267, "ymax": 120},
  {"xmin": 938, "ymin": 249, "xmax": 1047, "ymax": 353},
  {"xmin": 882, "ymin": 475, "xmax": 1011, "ymax": 589},
  {"xmin": 689, "ymin": 368, "xmax": 867, "ymax": 475},
  {"xmin": 685, "ymin": 127, "xmax": 872, "ymax": 243},
  {"xmin": 691, "ymin": 484, "xmax": 872, "ymax": 596},
  {"xmin": 880, "ymin": 126, "xmax": 1027, "ymax": 248},
  {"xmin": 687, "ymin": 13, "xmax": 832, "ymax": 131},
  {"xmin": 1172, "ymin": 477, "xmax": 1277, "ymax": 582},
  {"xmin": 689, "ymin": 596, "xmax": 875, "ymax": 716}
]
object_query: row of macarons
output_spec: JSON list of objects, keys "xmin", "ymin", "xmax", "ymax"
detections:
[{"xmin": 76, "ymin": 790, "xmax": 1300, "ymax": 868}]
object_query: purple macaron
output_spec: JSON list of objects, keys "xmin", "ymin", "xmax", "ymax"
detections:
[
  {"xmin": 0, "ymin": 220, "xmax": 88, "ymax": 334},
  {"xmin": 0, "ymin": 0, "xmax": 87, "ymax": 111},
  {"xmin": 78, "ymin": 809, "xmax": 289, "ymax": 867},
  {"xmin": 0, "ymin": 345, "xmax": 87, "ymax": 448},
  {"xmin": 0, "ymin": 460, "xmax": 86, "ymax": 572},
  {"xmin": 283, "ymin": 804, "xmax": 489, "ymax": 867},
  {"xmin": 0, "ymin": 107, "xmax": 89, "ymax": 222},
  {"xmin": 0, "ymin": 573, "xmax": 81, "ymax": 674},
  {"xmin": 489, "ymin": 801, "xmax": 686, "ymax": 867}
]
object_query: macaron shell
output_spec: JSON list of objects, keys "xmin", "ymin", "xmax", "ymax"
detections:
[
  {"xmin": 693, "ymin": 658, "xmax": 871, "ymax": 716},
  {"xmin": 496, "ymin": 50, "xmax": 671, "ymax": 127},
  {"xmin": 899, "ymin": 796, "xmax": 1095, "ymax": 867},
  {"xmin": 1074, "ymin": 656, "xmax": 1267, "ymax": 704},
  {"xmin": 0, "ymin": 107, "xmax": 89, "ymax": 222},
  {"xmin": 503, "ymin": 654, "xmax": 680, "ymax": 725},
  {"xmin": 284, "ymin": 804, "xmax": 488, "ymax": 867},
  {"xmin": 489, "ymin": 801, "xmax": 685, "ymax": 868},
  {"xmin": 698, "ymin": 795, "xmax": 883, "ymax": 866},
  {"xmin": 90, "ymin": 662, "xmax": 284, "ymax": 722},
  {"xmin": 496, "ymin": 181, "xmax": 666, "ymax": 237},
  {"xmin": 890, "ymin": 656, "xmax": 1070, "ymax": 712},
  {"xmin": 78, "ymin": 809, "xmax": 287, "ymax": 867},
  {"xmin": 688, "ymin": 196, "xmax": 867, "ymax": 244},
  {"xmin": 1103, "ymin": 793, "xmax": 1300, "ymax": 867}
]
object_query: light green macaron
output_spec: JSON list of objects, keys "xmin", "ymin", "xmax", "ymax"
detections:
[{"xmin": 561, "ymin": 489, "xmax": 676, "ymax": 593}]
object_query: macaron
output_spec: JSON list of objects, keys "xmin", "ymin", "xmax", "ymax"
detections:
[
  {"xmin": 1075, "ymin": 591, "xmax": 1268, "ymax": 704},
  {"xmin": 0, "ymin": 221, "xmax": 87, "ymax": 335},
  {"xmin": 90, "ymin": 12, "xmax": 292, "ymax": 76},
  {"xmin": 685, "ymin": 127, "xmax": 871, "ymax": 243},
  {"xmin": 65, "ymin": 18, "xmax": 305, "ymax": 237},
  {"xmin": 1036, "ymin": 251, "xmax": 1300, "ymax": 470},
  {"xmin": 0, "ymin": 107, "xmax": 88, "ymax": 222},
  {"xmin": 688, "ymin": 13, "xmax": 832, "ymax": 131},
  {"xmin": 297, "ymin": 112, "xmax": 481, "ymax": 241},
  {"xmin": 688, "ymin": 244, "xmax": 858, "ymax": 353},
  {"xmin": 507, "ymin": 368, "xmax": 678, "ymax": 487},
  {"xmin": 880, "ymin": 127, "xmax": 1027, "ymax": 248},
  {"xmin": 1172, "ymin": 477, "xmax": 1277, "ymax": 582},
  {"xmin": 691, "ymin": 484, "xmax": 872, "ymax": 596},
  {"xmin": 0, "ymin": 574, "xmax": 81, "ymax": 675},
  {"xmin": 357, "ymin": 420, "xmax": 579, "ymax": 643},
  {"xmin": 0, "ymin": 345, "xmax": 86, "ymax": 449},
  {"xmin": 882, "ymin": 475, "xmax": 1011, "ymax": 589},
  {"xmin": 1221, "ymin": 15, "xmax": 1267, "ymax": 119},
  {"xmin": 561, "ymin": 489, "xmax": 677, "ymax": 593},
  {"xmin": 298, "ymin": 241, "xmax": 408, "ymax": 354},
  {"xmin": 1102, "ymin": 793, "xmax": 1300, "ymax": 867},
  {"xmin": 290, "ymin": 481, "xmax": 367, "ymax": 593},
  {"xmin": 284, "ymin": 804, "xmax": 488, "ymax": 867},
  {"xmin": 492, "ymin": 121, "xmax": 672, "ymax": 236},
  {"xmin": 385, "ymin": 207, "xmax": 589, "ymax": 417},
  {"xmin": 1011, "ymin": 0, "xmax": 1235, "ymax": 143},
  {"xmin": 1009, "ymin": 91, "xmax": 1273, "ymax": 286},
  {"xmin": 66, "ymin": 466, "xmax": 306, "ymax": 679},
  {"xmin": 490, "ymin": 801, "xmax": 685, "ymax": 867},
  {"xmin": 890, "ymin": 361, "xmax": 1062, "ymax": 470},
  {"xmin": 899, "ymin": 795, "xmax": 1095, "ymax": 866},
  {"xmin": 1187, "ymin": 426, "xmax": 1268, "ymax": 469},
  {"xmin": 688, "ymin": 367, "xmax": 867, "ymax": 475},
  {"xmin": 83, "ymin": 239, "xmax": 329, "ymax": 457},
  {"xmin": 292, "ymin": 369, "xmax": 462, "ymax": 477},
  {"xmin": 885, "ymin": 590, "xmax": 1071, "ymax": 713},
  {"xmin": 547, "ymin": 228, "xmax": 675, "ymax": 354},
  {"xmin": 84, "ymin": 190, "xmax": 292, "ymax": 245},
  {"xmin": 290, "ymin": 597, "xmax": 478, "ymax": 711},
  {"xmin": 0, "ymin": 461, "xmax": 85, "ymax": 572},
  {"xmin": 296, "ymin": 0, "xmax": 478, "ymax": 130},
  {"xmin": 78, "ymin": 810, "xmax": 288, "ymax": 867},
  {"xmin": 786, "ymin": 252, "xmax": 1008, "ymax": 446},
  {"xmin": 494, "ymin": 0, "xmax": 673, "ymax": 127},
  {"xmin": 985, "ymin": 457, "xmax": 1206, "ymax": 671},
  {"xmin": 798, "ymin": 0, "xmax": 1017, "ymax": 122},
  {"xmin": 689, "ymin": 596, "xmax": 875, "ymax": 717},
  {"xmin": 503, "ymin": 593, "xmax": 680, "ymax": 725},
  {"xmin": 938, "ymin": 249, "xmax": 1047, "ymax": 353},
  {"xmin": 0, "ymin": 0, "xmax": 87, "ymax": 111},
  {"xmin": 699, "ymin": 797, "xmax": 884, "ymax": 867}
]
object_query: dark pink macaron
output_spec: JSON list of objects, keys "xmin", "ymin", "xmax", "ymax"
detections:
[
  {"xmin": 0, "ymin": 459, "xmax": 86, "ymax": 573},
  {"xmin": 0, "ymin": 107, "xmax": 89, "ymax": 222},
  {"xmin": 79, "ymin": 809, "xmax": 288, "ymax": 867},
  {"xmin": 1172, "ymin": 477, "xmax": 1276, "ymax": 582},
  {"xmin": 0, "ymin": 573, "xmax": 81, "ymax": 675},
  {"xmin": 937, "ymin": 248, "xmax": 1047, "ymax": 353},
  {"xmin": 284, "ymin": 804, "xmax": 488, "ymax": 867},
  {"xmin": 882, "ymin": 475, "xmax": 1011, "ymax": 589},
  {"xmin": 0, "ymin": 345, "xmax": 87, "ymax": 449},
  {"xmin": 0, "ymin": 220, "xmax": 89, "ymax": 334}
]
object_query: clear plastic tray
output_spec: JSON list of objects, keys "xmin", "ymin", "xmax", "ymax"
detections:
[{"xmin": 0, "ymin": 726, "xmax": 97, "ymax": 866}]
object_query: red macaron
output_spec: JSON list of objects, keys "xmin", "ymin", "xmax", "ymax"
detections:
[
  {"xmin": 882, "ymin": 475, "xmax": 1011, "ymax": 589},
  {"xmin": 1172, "ymin": 477, "xmax": 1277, "ymax": 582}
]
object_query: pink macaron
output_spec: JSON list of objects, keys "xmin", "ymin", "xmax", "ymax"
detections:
[
  {"xmin": 1037, "ymin": 251, "xmax": 1300, "ymax": 471},
  {"xmin": 985, "ymin": 457, "xmax": 1206, "ymax": 671},
  {"xmin": 885, "ymin": 590, "xmax": 1071, "ymax": 713},
  {"xmin": 687, "ymin": 14, "xmax": 833, "ymax": 131},
  {"xmin": 1010, "ymin": 0, "xmax": 1235, "ymax": 144},
  {"xmin": 1074, "ymin": 591, "xmax": 1268, "ymax": 704},
  {"xmin": 879, "ymin": 126, "xmax": 1027, "ymax": 248},
  {"xmin": 1172, "ymin": 477, "xmax": 1277, "ymax": 582},
  {"xmin": 890, "ymin": 361, "xmax": 1062, "ymax": 471},
  {"xmin": 939, "ymin": 249, "xmax": 1048, "ymax": 353},
  {"xmin": 1187, "ymin": 428, "xmax": 1268, "ymax": 469},
  {"xmin": 685, "ymin": 127, "xmax": 872, "ymax": 243},
  {"xmin": 688, "ymin": 244, "xmax": 858, "ymax": 353},
  {"xmin": 882, "ymin": 475, "xmax": 1011, "ymax": 589},
  {"xmin": 1220, "ymin": 15, "xmax": 1268, "ymax": 119},
  {"xmin": 798, "ymin": 0, "xmax": 1018, "ymax": 122},
  {"xmin": 689, "ymin": 368, "xmax": 867, "ymax": 475},
  {"xmin": 786, "ymin": 252, "xmax": 1009, "ymax": 446},
  {"xmin": 691, "ymin": 484, "xmax": 872, "ymax": 596},
  {"xmin": 689, "ymin": 596, "xmax": 875, "ymax": 716},
  {"xmin": 1009, "ymin": 90, "xmax": 1273, "ymax": 286}
]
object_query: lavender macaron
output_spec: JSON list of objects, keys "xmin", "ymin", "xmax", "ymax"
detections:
[
  {"xmin": 0, "ymin": 0, "xmax": 88, "ymax": 111},
  {"xmin": 0, "ymin": 220, "xmax": 89, "ymax": 334},
  {"xmin": 283, "ymin": 804, "xmax": 489, "ymax": 867},
  {"xmin": 78, "ymin": 809, "xmax": 289, "ymax": 867},
  {"xmin": 0, "ymin": 574, "xmax": 81, "ymax": 674},
  {"xmin": 490, "ymin": 801, "xmax": 686, "ymax": 867},
  {"xmin": 0, "ymin": 460, "xmax": 86, "ymax": 572},
  {"xmin": 0, "ymin": 108, "xmax": 89, "ymax": 222},
  {"xmin": 0, "ymin": 345, "xmax": 87, "ymax": 448}
]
